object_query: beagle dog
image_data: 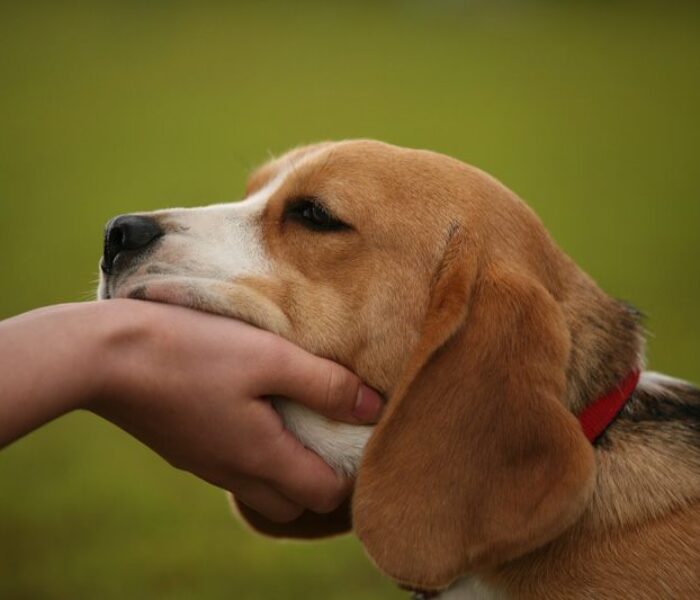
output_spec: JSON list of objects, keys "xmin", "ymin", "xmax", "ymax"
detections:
[{"xmin": 98, "ymin": 140, "xmax": 700, "ymax": 599}]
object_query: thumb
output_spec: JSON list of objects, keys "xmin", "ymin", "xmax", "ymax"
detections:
[{"xmin": 264, "ymin": 344, "xmax": 384, "ymax": 425}]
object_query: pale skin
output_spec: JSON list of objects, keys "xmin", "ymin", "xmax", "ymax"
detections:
[{"xmin": 0, "ymin": 299, "xmax": 383, "ymax": 522}]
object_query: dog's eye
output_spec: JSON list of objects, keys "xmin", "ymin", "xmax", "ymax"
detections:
[
  {"xmin": 303, "ymin": 203, "xmax": 332, "ymax": 226},
  {"xmin": 285, "ymin": 198, "xmax": 350, "ymax": 232}
]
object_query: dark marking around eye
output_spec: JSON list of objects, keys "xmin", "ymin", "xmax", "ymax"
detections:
[{"xmin": 283, "ymin": 197, "xmax": 351, "ymax": 232}]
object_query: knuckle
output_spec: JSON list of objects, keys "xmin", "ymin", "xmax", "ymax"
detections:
[
  {"xmin": 324, "ymin": 366, "xmax": 355, "ymax": 416},
  {"xmin": 263, "ymin": 338, "xmax": 294, "ymax": 377},
  {"xmin": 264, "ymin": 333, "xmax": 291, "ymax": 361}
]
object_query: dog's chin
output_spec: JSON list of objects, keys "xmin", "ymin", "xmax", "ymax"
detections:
[
  {"xmin": 109, "ymin": 276, "xmax": 292, "ymax": 336},
  {"xmin": 109, "ymin": 276, "xmax": 231, "ymax": 315},
  {"xmin": 122, "ymin": 279, "xmax": 202, "ymax": 307}
]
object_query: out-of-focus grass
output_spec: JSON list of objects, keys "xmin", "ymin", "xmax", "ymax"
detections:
[{"xmin": 0, "ymin": 1, "xmax": 698, "ymax": 598}]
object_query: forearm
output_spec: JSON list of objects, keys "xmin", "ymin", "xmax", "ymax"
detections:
[
  {"xmin": 0, "ymin": 299, "xmax": 370, "ymax": 519},
  {"xmin": 0, "ymin": 303, "xmax": 109, "ymax": 447}
]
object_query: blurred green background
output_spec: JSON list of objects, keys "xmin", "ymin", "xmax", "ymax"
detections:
[{"xmin": 1, "ymin": 1, "xmax": 699, "ymax": 598}]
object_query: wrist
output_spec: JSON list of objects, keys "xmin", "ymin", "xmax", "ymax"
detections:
[
  {"xmin": 80, "ymin": 299, "xmax": 159, "ymax": 413},
  {"xmin": 16, "ymin": 300, "xmax": 153, "ymax": 413},
  {"xmin": 31, "ymin": 301, "xmax": 118, "ymax": 414}
]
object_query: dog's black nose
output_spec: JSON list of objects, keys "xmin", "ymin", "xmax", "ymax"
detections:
[{"xmin": 102, "ymin": 215, "xmax": 162, "ymax": 273}]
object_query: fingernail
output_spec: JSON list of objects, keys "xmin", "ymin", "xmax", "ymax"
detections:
[{"xmin": 353, "ymin": 385, "xmax": 384, "ymax": 423}]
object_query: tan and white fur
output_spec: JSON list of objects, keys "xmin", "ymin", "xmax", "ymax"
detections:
[{"xmin": 98, "ymin": 140, "xmax": 700, "ymax": 599}]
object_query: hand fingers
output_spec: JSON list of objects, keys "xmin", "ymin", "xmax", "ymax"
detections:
[
  {"xmin": 231, "ymin": 477, "xmax": 304, "ymax": 523},
  {"xmin": 261, "ymin": 426, "xmax": 352, "ymax": 513},
  {"xmin": 222, "ymin": 399, "xmax": 349, "ymax": 515},
  {"xmin": 261, "ymin": 341, "xmax": 384, "ymax": 425}
]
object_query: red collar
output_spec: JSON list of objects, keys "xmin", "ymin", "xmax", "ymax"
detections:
[{"xmin": 578, "ymin": 370, "xmax": 640, "ymax": 443}]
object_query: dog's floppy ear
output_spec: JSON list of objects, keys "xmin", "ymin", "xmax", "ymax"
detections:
[
  {"xmin": 232, "ymin": 496, "xmax": 351, "ymax": 539},
  {"xmin": 352, "ymin": 227, "xmax": 596, "ymax": 591}
]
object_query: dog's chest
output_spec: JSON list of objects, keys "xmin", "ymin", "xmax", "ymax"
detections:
[
  {"xmin": 273, "ymin": 399, "xmax": 373, "ymax": 475},
  {"xmin": 438, "ymin": 577, "xmax": 506, "ymax": 600}
]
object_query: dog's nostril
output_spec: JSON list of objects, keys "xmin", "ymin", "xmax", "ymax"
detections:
[{"xmin": 102, "ymin": 215, "xmax": 163, "ymax": 273}]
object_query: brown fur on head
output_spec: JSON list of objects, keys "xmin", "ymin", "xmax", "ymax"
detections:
[{"xmin": 99, "ymin": 141, "xmax": 677, "ymax": 593}]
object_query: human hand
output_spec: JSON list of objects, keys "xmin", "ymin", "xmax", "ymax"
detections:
[{"xmin": 87, "ymin": 299, "xmax": 383, "ymax": 522}]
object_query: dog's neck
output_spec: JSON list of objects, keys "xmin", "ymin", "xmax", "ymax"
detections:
[
  {"xmin": 557, "ymin": 272, "xmax": 698, "ymax": 531},
  {"xmin": 483, "ymin": 372, "xmax": 700, "ymax": 598},
  {"xmin": 467, "ymin": 272, "xmax": 700, "ymax": 597},
  {"xmin": 561, "ymin": 270, "xmax": 645, "ymax": 414},
  {"xmin": 557, "ymin": 269, "xmax": 698, "ymax": 520}
]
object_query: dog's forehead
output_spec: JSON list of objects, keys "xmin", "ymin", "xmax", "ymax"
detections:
[
  {"xmin": 247, "ymin": 141, "xmax": 405, "ymax": 197},
  {"xmin": 245, "ymin": 142, "xmax": 338, "ymax": 194}
]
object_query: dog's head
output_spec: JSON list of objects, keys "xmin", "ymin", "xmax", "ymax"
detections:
[{"xmin": 99, "ymin": 140, "xmax": 605, "ymax": 591}]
